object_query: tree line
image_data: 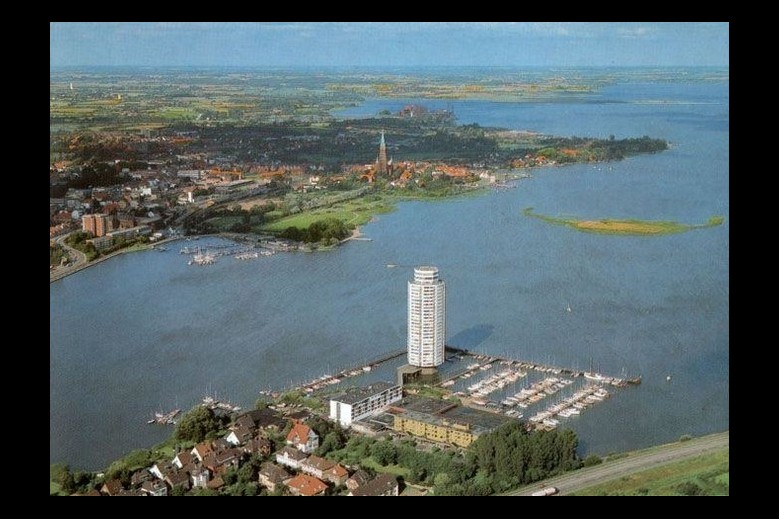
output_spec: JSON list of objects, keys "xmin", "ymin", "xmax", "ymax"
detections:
[{"xmin": 326, "ymin": 421, "xmax": 582, "ymax": 495}]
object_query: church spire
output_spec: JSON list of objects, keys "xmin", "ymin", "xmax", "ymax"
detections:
[{"xmin": 376, "ymin": 130, "xmax": 389, "ymax": 175}]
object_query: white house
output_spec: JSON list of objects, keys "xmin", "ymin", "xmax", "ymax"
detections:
[
  {"xmin": 285, "ymin": 422, "xmax": 319, "ymax": 453},
  {"xmin": 275, "ymin": 446, "xmax": 308, "ymax": 470}
]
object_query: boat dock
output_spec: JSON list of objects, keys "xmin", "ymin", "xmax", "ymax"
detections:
[
  {"xmin": 443, "ymin": 346, "xmax": 640, "ymax": 430},
  {"xmin": 287, "ymin": 349, "xmax": 406, "ymax": 394},
  {"xmin": 180, "ymin": 243, "xmax": 277, "ymax": 265},
  {"xmin": 201, "ymin": 394, "xmax": 242, "ymax": 414},
  {"xmin": 272, "ymin": 344, "xmax": 639, "ymax": 433},
  {"xmin": 147, "ymin": 408, "xmax": 181, "ymax": 425}
]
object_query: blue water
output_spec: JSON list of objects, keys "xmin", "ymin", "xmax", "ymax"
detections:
[{"xmin": 50, "ymin": 77, "xmax": 728, "ymax": 470}]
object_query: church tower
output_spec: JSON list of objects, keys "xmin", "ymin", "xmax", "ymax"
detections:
[{"xmin": 376, "ymin": 130, "xmax": 389, "ymax": 175}]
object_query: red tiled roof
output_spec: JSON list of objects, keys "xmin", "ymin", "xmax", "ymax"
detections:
[
  {"xmin": 286, "ymin": 474, "xmax": 328, "ymax": 496},
  {"xmin": 327, "ymin": 464, "xmax": 348, "ymax": 478},
  {"xmin": 286, "ymin": 423, "xmax": 312, "ymax": 445}
]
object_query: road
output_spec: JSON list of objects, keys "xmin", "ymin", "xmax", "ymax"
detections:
[
  {"xmin": 504, "ymin": 430, "xmax": 729, "ymax": 496},
  {"xmin": 50, "ymin": 233, "xmax": 88, "ymax": 282}
]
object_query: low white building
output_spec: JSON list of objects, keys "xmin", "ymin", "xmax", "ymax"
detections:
[
  {"xmin": 329, "ymin": 381, "xmax": 402, "ymax": 427},
  {"xmin": 276, "ymin": 446, "xmax": 308, "ymax": 470}
]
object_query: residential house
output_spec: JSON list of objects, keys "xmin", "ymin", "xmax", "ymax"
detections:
[
  {"xmin": 243, "ymin": 435, "xmax": 272, "ymax": 457},
  {"xmin": 164, "ymin": 470, "xmax": 191, "ymax": 492},
  {"xmin": 212, "ymin": 438, "xmax": 233, "ymax": 453},
  {"xmin": 348, "ymin": 473, "xmax": 399, "ymax": 496},
  {"xmin": 346, "ymin": 469, "xmax": 370, "ymax": 492},
  {"xmin": 100, "ymin": 479, "xmax": 123, "ymax": 496},
  {"xmin": 172, "ymin": 450, "xmax": 194, "ymax": 469},
  {"xmin": 149, "ymin": 461, "xmax": 177, "ymax": 480},
  {"xmin": 258, "ymin": 463, "xmax": 291, "ymax": 493},
  {"xmin": 285, "ymin": 474, "xmax": 328, "ymax": 497},
  {"xmin": 190, "ymin": 467, "xmax": 210, "ymax": 489},
  {"xmin": 275, "ymin": 446, "xmax": 308, "ymax": 471},
  {"xmin": 322, "ymin": 464, "xmax": 349, "ymax": 486},
  {"xmin": 130, "ymin": 469, "xmax": 152, "ymax": 488},
  {"xmin": 225, "ymin": 424, "xmax": 253, "ymax": 446},
  {"xmin": 286, "ymin": 422, "xmax": 319, "ymax": 453},
  {"xmin": 236, "ymin": 408, "xmax": 288, "ymax": 431},
  {"xmin": 202, "ymin": 448, "xmax": 242, "ymax": 475},
  {"xmin": 140, "ymin": 479, "xmax": 168, "ymax": 496},
  {"xmin": 301, "ymin": 455, "xmax": 334, "ymax": 480},
  {"xmin": 191, "ymin": 442, "xmax": 214, "ymax": 462}
]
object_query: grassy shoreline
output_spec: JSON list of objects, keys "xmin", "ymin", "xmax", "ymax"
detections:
[
  {"xmin": 260, "ymin": 186, "xmax": 485, "ymax": 235},
  {"xmin": 570, "ymin": 447, "xmax": 729, "ymax": 496}
]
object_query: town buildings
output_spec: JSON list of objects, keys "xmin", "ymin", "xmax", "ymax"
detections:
[{"xmin": 82, "ymin": 213, "xmax": 110, "ymax": 237}]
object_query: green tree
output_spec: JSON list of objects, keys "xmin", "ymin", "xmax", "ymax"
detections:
[
  {"xmin": 371, "ymin": 440, "xmax": 398, "ymax": 466},
  {"xmin": 170, "ymin": 485, "xmax": 188, "ymax": 496},
  {"xmin": 175, "ymin": 406, "xmax": 222, "ymax": 443},
  {"xmin": 59, "ymin": 465, "xmax": 77, "ymax": 494},
  {"xmin": 317, "ymin": 431, "xmax": 346, "ymax": 456}
]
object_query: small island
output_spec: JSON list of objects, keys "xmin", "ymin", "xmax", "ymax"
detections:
[{"xmin": 523, "ymin": 208, "xmax": 724, "ymax": 236}]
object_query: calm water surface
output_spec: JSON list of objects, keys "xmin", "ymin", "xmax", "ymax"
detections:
[{"xmin": 51, "ymin": 79, "xmax": 728, "ymax": 470}]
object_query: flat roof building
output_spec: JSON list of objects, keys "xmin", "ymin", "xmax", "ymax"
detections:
[
  {"xmin": 329, "ymin": 382, "xmax": 402, "ymax": 427},
  {"xmin": 388, "ymin": 396, "xmax": 512, "ymax": 448}
]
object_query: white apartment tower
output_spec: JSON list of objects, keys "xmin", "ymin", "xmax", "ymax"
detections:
[{"xmin": 407, "ymin": 266, "xmax": 446, "ymax": 367}]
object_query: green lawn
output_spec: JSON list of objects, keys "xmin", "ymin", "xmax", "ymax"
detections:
[
  {"xmin": 570, "ymin": 447, "xmax": 729, "ymax": 496},
  {"xmin": 262, "ymin": 197, "xmax": 395, "ymax": 232},
  {"xmin": 358, "ymin": 456, "xmax": 411, "ymax": 479}
]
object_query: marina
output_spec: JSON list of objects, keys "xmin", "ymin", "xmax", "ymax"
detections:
[
  {"xmin": 147, "ymin": 408, "xmax": 180, "ymax": 426},
  {"xmin": 201, "ymin": 394, "xmax": 242, "ymax": 414},
  {"xmin": 284, "ymin": 345, "xmax": 639, "ymax": 433},
  {"xmin": 439, "ymin": 348, "xmax": 638, "ymax": 430},
  {"xmin": 180, "ymin": 243, "xmax": 277, "ymax": 265}
]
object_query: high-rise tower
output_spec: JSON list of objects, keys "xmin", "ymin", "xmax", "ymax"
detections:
[
  {"xmin": 376, "ymin": 130, "xmax": 389, "ymax": 175},
  {"xmin": 407, "ymin": 266, "xmax": 446, "ymax": 368}
]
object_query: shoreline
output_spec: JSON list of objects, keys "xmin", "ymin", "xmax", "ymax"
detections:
[
  {"xmin": 49, "ymin": 236, "xmax": 185, "ymax": 284},
  {"xmin": 49, "ymin": 165, "xmax": 640, "ymax": 284}
]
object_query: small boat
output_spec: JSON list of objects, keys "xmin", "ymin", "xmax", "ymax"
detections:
[
  {"xmin": 386, "ymin": 264, "xmax": 397, "ymax": 268},
  {"xmin": 566, "ymin": 304, "xmax": 572, "ymax": 313},
  {"xmin": 147, "ymin": 419, "xmax": 155, "ymax": 425},
  {"xmin": 666, "ymin": 375, "xmax": 672, "ymax": 382}
]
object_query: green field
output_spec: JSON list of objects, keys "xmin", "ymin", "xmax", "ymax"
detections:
[
  {"xmin": 524, "ymin": 207, "xmax": 724, "ymax": 236},
  {"xmin": 262, "ymin": 196, "xmax": 396, "ymax": 232},
  {"xmin": 570, "ymin": 447, "xmax": 729, "ymax": 496}
]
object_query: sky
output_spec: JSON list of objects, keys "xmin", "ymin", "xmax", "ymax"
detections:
[{"xmin": 50, "ymin": 22, "xmax": 729, "ymax": 68}]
